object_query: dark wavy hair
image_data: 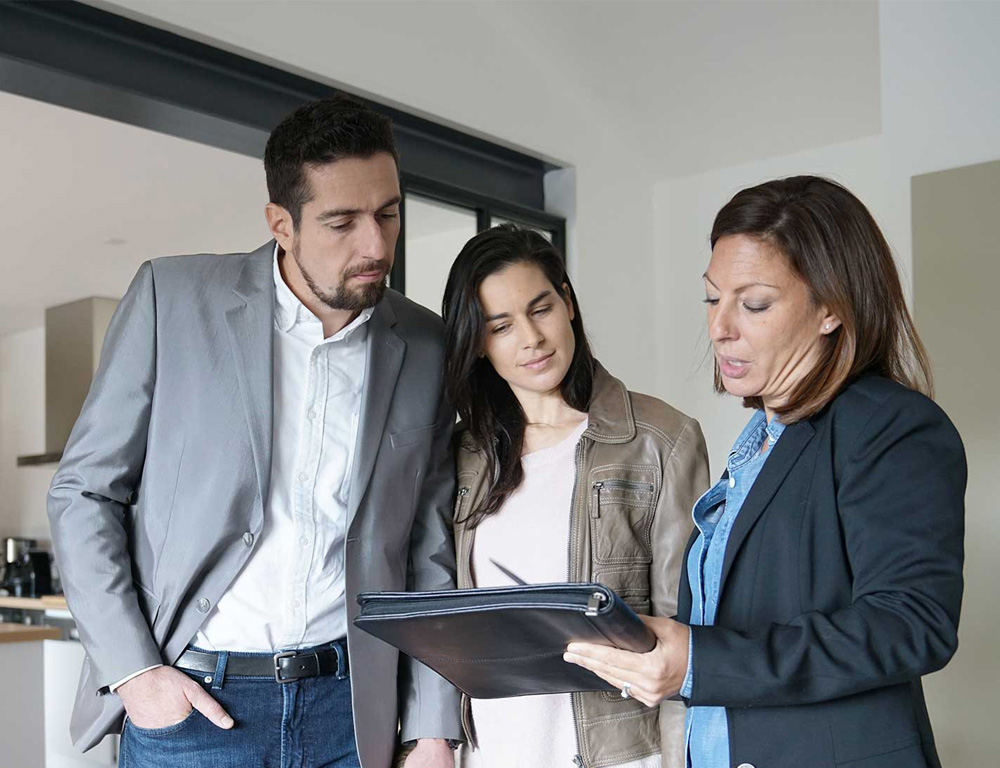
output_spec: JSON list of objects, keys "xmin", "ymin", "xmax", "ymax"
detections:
[
  {"xmin": 264, "ymin": 95, "xmax": 398, "ymax": 228},
  {"xmin": 711, "ymin": 175, "xmax": 933, "ymax": 422},
  {"xmin": 442, "ymin": 225, "xmax": 594, "ymax": 527}
]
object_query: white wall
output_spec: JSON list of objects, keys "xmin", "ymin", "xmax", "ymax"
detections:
[
  {"xmin": 654, "ymin": 3, "xmax": 1000, "ymax": 765},
  {"xmin": 0, "ymin": 327, "xmax": 56, "ymax": 542},
  {"xmin": 912, "ymin": 159, "xmax": 1000, "ymax": 768}
]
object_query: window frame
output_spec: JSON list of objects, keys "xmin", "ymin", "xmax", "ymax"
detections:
[
  {"xmin": 0, "ymin": 0, "xmax": 567, "ymax": 304},
  {"xmin": 393, "ymin": 174, "xmax": 567, "ymax": 296}
]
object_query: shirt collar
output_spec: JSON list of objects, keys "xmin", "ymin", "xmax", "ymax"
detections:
[
  {"xmin": 272, "ymin": 244, "xmax": 374, "ymax": 339},
  {"xmin": 728, "ymin": 409, "xmax": 786, "ymax": 470}
]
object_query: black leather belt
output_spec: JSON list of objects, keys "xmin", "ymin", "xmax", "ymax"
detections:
[{"xmin": 175, "ymin": 640, "xmax": 349, "ymax": 683}]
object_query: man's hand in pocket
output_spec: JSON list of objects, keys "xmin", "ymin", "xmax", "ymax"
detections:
[{"xmin": 117, "ymin": 666, "xmax": 234, "ymax": 730}]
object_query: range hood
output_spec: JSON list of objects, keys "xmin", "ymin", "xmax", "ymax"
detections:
[{"xmin": 16, "ymin": 297, "xmax": 119, "ymax": 466}]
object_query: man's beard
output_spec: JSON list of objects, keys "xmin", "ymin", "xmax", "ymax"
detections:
[{"xmin": 292, "ymin": 245, "xmax": 388, "ymax": 312}]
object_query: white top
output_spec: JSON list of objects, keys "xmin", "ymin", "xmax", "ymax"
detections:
[
  {"xmin": 461, "ymin": 420, "xmax": 660, "ymax": 768},
  {"xmin": 193, "ymin": 246, "xmax": 372, "ymax": 652}
]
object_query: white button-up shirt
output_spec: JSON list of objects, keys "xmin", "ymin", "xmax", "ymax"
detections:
[
  {"xmin": 193, "ymin": 247, "xmax": 372, "ymax": 652},
  {"xmin": 111, "ymin": 248, "xmax": 372, "ymax": 689}
]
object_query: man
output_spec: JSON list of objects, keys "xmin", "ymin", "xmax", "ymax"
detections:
[{"xmin": 48, "ymin": 97, "xmax": 459, "ymax": 768}]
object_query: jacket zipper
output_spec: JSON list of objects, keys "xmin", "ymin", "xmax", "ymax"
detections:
[
  {"xmin": 591, "ymin": 479, "xmax": 655, "ymax": 518},
  {"xmin": 453, "ymin": 486, "xmax": 470, "ymax": 520},
  {"xmin": 455, "ymin": 487, "xmax": 474, "ymax": 590},
  {"xmin": 455, "ymin": 485, "xmax": 477, "ymax": 748},
  {"xmin": 569, "ymin": 439, "xmax": 588, "ymax": 767}
]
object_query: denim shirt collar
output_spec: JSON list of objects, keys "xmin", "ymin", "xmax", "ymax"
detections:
[{"xmin": 727, "ymin": 410, "xmax": 786, "ymax": 474}]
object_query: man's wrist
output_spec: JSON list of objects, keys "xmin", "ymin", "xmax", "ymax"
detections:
[
  {"xmin": 403, "ymin": 738, "xmax": 461, "ymax": 751},
  {"xmin": 110, "ymin": 663, "xmax": 164, "ymax": 693}
]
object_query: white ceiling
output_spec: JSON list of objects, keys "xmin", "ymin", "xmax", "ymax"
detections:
[
  {"xmin": 94, "ymin": 0, "xmax": 882, "ymax": 178},
  {"xmin": 0, "ymin": 91, "xmax": 270, "ymax": 336}
]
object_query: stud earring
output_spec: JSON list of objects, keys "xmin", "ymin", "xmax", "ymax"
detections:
[{"xmin": 824, "ymin": 324, "xmax": 831, "ymax": 331}]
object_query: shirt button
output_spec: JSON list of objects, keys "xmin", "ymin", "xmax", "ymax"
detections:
[
  {"xmin": 291, "ymin": 599, "xmax": 301, "ymax": 608},
  {"xmin": 728, "ymin": 477, "xmax": 736, "ymax": 488},
  {"xmin": 298, "ymin": 472, "xmax": 309, "ymax": 484},
  {"xmin": 300, "ymin": 537, "xmax": 310, "ymax": 547},
  {"xmin": 196, "ymin": 598, "xmax": 211, "ymax": 613},
  {"xmin": 307, "ymin": 409, "xmax": 317, "ymax": 420},
  {"xmin": 242, "ymin": 532, "xmax": 254, "ymax": 547}
]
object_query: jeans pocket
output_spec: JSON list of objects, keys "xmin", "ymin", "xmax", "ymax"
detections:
[{"xmin": 126, "ymin": 708, "xmax": 199, "ymax": 737}]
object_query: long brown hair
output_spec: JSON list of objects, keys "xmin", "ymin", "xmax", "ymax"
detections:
[
  {"xmin": 710, "ymin": 176, "xmax": 932, "ymax": 422},
  {"xmin": 442, "ymin": 225, "xmax": 595, "ymax": 528}
]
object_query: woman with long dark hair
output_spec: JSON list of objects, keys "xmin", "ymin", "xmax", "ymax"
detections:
[
  {"xmin": 564, "ymin": 177, "xmax": 966, "ymax": 768},
  {"xmin": 442, "ymin": 225, "xmax": 709, "ymax": 768}
]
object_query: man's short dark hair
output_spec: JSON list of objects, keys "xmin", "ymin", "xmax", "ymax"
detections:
[{"xmin": 264, "ymin": 95, "xmax": 398, "ymax": 228}]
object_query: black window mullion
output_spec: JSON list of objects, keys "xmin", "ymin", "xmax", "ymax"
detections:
[{"xmin": 391, "ymin": 180, "xmax": 407, "ymax": 295}]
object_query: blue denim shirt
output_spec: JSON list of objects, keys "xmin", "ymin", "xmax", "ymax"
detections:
[{"xmin": 680, "ymin": 410, "xmax": 785, "ymax": 767}]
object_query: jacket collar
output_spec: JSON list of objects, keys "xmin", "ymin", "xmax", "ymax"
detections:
[
  {"xmin": 583, "ymin": 362, "xmax": 636, "ymax": 444},
  {"xmin": 232, "ymin": 240, "xmax": 276, "ymax": 302}
]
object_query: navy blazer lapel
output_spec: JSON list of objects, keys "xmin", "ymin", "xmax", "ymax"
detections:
[
  {"xmin": 224, "ymin": 243, "xmax": 275, "ymax": 514},
  {"xmin": 348, "ymin": 296, "xmax": 405, "ymax": 527},
  {"xmin": 718, "ymin": 419, "xmax": 816, "ymax": 598},
  {"xmin": 677, "ymin": 528, "xmax": 699, "ymax": 622}
]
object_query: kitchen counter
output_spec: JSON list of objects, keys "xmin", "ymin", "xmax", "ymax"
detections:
[
  {"xmin": 0, "ymin": 622, "xmax": 62, "ymax": 643},
  {"xmin": 0, "ymin": 594, "xmax": 68, "ymax": 611}
]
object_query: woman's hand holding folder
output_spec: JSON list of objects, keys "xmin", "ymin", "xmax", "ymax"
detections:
[{"xmin": 563, "ymin": 615, "xmax": 690, "ymax": 708}]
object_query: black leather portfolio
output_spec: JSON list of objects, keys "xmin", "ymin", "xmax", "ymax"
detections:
[{"xmin": 354, "ymin": 583, "xmax": 655, "ymax": 698}]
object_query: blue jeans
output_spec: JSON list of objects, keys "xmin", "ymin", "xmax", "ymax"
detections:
[{"xmin": 119, "ymin": 644, "xmax": 360, "ymax": 768}]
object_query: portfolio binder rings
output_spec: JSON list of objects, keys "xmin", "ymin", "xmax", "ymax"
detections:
[{"xmin": 354, "ymin": 583, "xmax": 655, "ymax": 698}]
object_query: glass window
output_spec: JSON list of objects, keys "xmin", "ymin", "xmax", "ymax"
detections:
[{"xmin": 403, "ymin": 195, "xmax": 478, "ymax": 316}]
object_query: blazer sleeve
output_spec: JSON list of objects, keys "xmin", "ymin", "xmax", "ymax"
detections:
[
  {"xmin": 688, "ymin": 389, "xmax": 966, "ymax": 708},
  {"xmin": 47, "ymin": 261, "xmax": 163, "ymax": 692},
  {"xmin": 651, "ymin": 416, "xmax": 709, "ymax": 768},
  {"xmin": 397, "ymin": 388, "xmax": 463, "ymax": 743}
]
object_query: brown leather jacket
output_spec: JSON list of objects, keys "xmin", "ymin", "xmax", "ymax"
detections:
[{"xmin": 453, "ymin": 364, "xmax": 710, "ymax": 768}]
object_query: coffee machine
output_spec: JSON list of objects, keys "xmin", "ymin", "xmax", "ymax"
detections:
[{"xmin": 0, "ymin": 537, "xmax": 53, "ymax": 597}]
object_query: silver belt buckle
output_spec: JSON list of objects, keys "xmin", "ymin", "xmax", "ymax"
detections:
[{"xmin": 273, "ymin": 651, "xmax": 297, "ymax": 683}]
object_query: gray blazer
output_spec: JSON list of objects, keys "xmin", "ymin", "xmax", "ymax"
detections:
[{"xmin": 48, "ymin": 242, "xmax": 461, "ymax": 767}]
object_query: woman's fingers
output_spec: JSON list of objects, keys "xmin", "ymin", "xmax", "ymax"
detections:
[
  {"xmin": 563, "ymin": 647, "xmax": 627, "ymax": 678},
  {"xmin": 564, "ymin": 641, "xmax": 647, "ymax": 673},
  {"xmin": 563, "ymin": 651, "xmax": 658, "ymax": 706}
]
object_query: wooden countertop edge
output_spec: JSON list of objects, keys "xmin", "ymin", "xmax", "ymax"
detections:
[
  {"xmin": 0, "ymin": 595, "xmax": 69, "ymax": 611},
  {"xmin": 0, "ymin": 622, "xmax": 63, "ymax": 643}
]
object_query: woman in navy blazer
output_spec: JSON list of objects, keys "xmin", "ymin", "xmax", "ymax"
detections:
[{"xmin": 565, "ymin": 176, "xmax": 966, "ymax": 768}]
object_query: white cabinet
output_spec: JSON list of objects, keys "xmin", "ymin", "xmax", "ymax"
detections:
[
  {"xmin": 43, "ymin": 639, "xmax": 117, "ymax": 768},
  {"xmin": 0, "ymin": 638, "xmax": 46, "ymax": 768}
]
